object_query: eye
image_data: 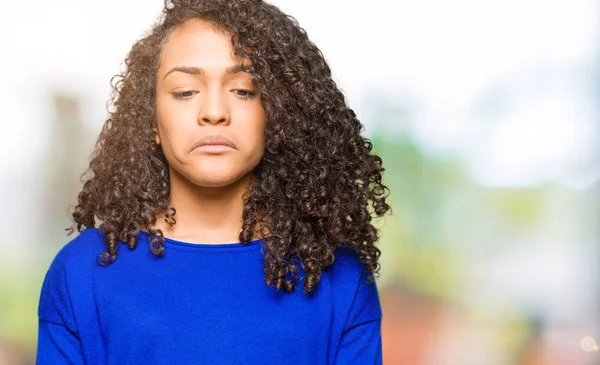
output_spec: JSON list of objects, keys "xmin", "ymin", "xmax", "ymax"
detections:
[
  {"xmin": 171, "ymin": 90, "xmax": 198, "ymax": 100},
  {"xmin": 232, "ymin": 89, "xmax": 257, "ymax": 100}
]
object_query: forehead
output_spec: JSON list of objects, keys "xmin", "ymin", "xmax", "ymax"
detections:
[{"xmin": 159, "ymin": 19, "xmax": 248, "ymax": 73}]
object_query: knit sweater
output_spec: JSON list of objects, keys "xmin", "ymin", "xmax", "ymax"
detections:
[{"xmin": 37, "ymin": 228, "xmax": 383, "ymax": 364}]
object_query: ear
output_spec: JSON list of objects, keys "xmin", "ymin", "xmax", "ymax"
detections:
[{"xmin": 153, "ymin": 127, "xmax": 161, "ymax": 145}]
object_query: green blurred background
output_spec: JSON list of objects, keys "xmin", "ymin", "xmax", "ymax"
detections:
[{"xmin": 1, "ymin": 1, "xmax": 599, "ymax": 364}]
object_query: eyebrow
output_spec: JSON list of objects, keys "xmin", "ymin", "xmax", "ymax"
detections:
[{"xmin": 162, "ymin": 64, "xmax": 249, "ymax": 80}]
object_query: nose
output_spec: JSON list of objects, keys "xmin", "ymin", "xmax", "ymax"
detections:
[{"xmin": 197, "ymin": 87, "xmax": 230, "ymax": 125}]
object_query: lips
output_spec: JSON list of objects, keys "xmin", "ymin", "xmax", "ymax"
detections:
[{"xmin": 190, "ymin": 135, "xmax": 236, "ymax": 152}]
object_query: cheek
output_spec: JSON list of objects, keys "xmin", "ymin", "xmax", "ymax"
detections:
[
  {"xmin": 248, "ymin": 117, "xmax": 267, "ymax": 153},
  {"xmin": 156, "ymin": 125, "xmax": 186, "ymax": 166},
  {"xmin": 156, "ymin": 101, "xmax": 193, "ymax": 148},
  {"xmin": 155, "ymin": 100, "xmax": 170, "ymax": 141}
]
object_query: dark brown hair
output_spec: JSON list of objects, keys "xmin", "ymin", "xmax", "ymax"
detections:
[{"xmin": 70, "ymin": 0, "xmax": 391, "ymax": 295}]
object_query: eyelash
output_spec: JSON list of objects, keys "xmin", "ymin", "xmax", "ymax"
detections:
[{"xmin": 171, "ymin": 89, "xmax": 257, "ymax": 101}]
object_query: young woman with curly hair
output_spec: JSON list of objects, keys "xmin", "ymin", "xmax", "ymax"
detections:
[{"xmin": 37, "ymin": 0, "xmax": 391, "ymax": 363}]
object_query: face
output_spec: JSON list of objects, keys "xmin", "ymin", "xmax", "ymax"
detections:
[{"xmin": 155, "ymin": 19, "xmax": 266, "ymax": 188}]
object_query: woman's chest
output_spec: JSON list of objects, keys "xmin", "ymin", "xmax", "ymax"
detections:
[{"xmin": 92, "ymin": 261, "xmax": 333, "ymax": 359}]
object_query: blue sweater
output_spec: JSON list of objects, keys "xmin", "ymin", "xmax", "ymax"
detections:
[{"xmin": 37, "ymin": 228, "xmax": 383, "ymax": 364}]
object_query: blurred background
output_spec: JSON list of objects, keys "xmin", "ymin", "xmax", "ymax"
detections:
[{"xmin": 1, "ymin": 0, "xmax": 598, "ymax": 364}]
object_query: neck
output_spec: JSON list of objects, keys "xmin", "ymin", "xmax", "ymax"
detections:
[{"xmin": 152, "ymin": 167, "xmax": 255, "ymax": 244}]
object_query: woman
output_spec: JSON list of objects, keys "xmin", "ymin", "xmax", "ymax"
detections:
[{"xmin": 37, "ymin": 0, "xmax": 391, "ymax": 363}]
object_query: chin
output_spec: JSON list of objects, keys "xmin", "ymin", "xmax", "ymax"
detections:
[
  {"xmin": 171, "ymin": 161, "xmax": 256, "ymax": 189},
  {"xmin": 193, "ymin": 178, "xmax": 238, "ymax": 188},
  {"xmin": 187, "ymin": 169, "xmax": 251, "ymax": 188},
  {"xmin": 186, "ymin": 173, "xmax": 234, "ymax": 187}
]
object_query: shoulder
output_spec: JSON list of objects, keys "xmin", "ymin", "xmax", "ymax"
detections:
[
  {"xmin": 48, "ymin": 228, "xmax": 108, "ymax": 273},
  {"xmin": 329, "ymin": 246, "xmax": 371, "ymax": 281},
  {"xmin": 54, "ymin": 227, "xmax": 107, "ymax": 263},
  {"xmin": 323, "ymin": 246, "xmax": 379, "ymax": 297},
  {"xmin": 44, "ymin": 227, "xmax": 107, "ymax": 270},
  {"xmin": 43, "ymin": 227, "xmax": 107, "ymax": 291},
  {"xmin": 326, "ymin": 246, "xmax": 383, "ymax": 322},
  {"xmin": 38, "ymin": 228, "xmax": 106, "ymax": 325}
]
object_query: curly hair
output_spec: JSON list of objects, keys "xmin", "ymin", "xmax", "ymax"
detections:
[{"xmin": 69, "ymin": 0, "xmax": 391, "ymax": 295}]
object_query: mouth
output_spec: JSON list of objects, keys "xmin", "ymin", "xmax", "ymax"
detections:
[
  {"xmin": 190, "ymin": 135, "xmax": 237, "ymax": 152},
  {"xmin": 192, "ymin": 144, "xmax": 235, "ymax": 153}
]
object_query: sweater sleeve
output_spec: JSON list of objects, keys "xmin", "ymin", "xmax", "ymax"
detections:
[
  {"xmin": 36, "ymin": 247, "xmax": 85, "ymax": 365},
  {"xmin": 335, "ymin": 269, "xmax": 384, "ymax": 365},
  {"xmin": 37, "ymin": 320, "xmax": 85, "ymax": 365}
]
